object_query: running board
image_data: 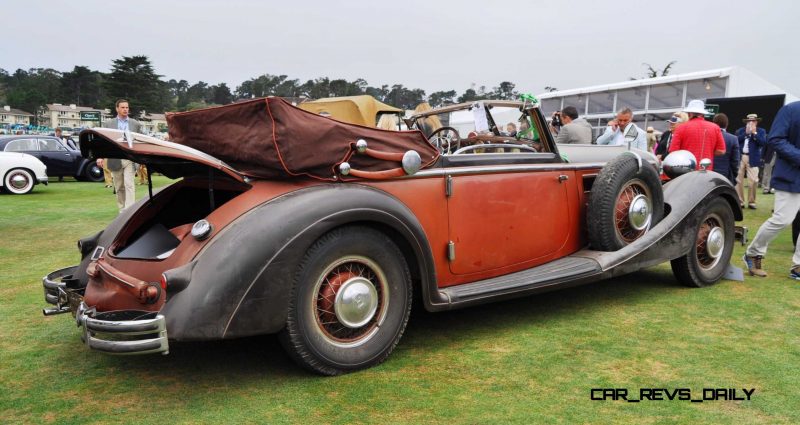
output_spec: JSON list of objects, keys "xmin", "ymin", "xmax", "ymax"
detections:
[{"xmin": 439, "ymin": 256, "xmax": 602, "ymax": 309}]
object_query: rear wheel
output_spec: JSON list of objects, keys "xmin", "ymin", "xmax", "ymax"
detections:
[
  {"xmin": 588, "ymin": 154, "xmax": 664, "ymax": 251},
  {"xmin": 279, "ymin": 226, "xmax": 412, "ymax": 375},
  {"xmin": 671, "ymin": 197, "xmax": 734, "ymax": 287},
  {"xmin": 3, "ymin": 168, "xmax": 35, "ymax": 195}
]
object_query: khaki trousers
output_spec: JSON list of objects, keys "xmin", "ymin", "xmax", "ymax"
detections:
[
  {"xmin": 761, "ymin": 156, "xmax": 776, "ymax": 191},
  {"xmin": 736, "ymin": 155, "xmax": 759, "ymax": 206},
  {"xmin": 111, "ymin": 160, "xmax": 136, "ymax": 212},
  {"xmin": 103, "ymin": 162, "xmax": 113, "ymax": 186}
]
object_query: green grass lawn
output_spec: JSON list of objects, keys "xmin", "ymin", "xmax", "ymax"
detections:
[{"xmin": 1, "ymin": 178, "xmax": 798, "ymax": 424}]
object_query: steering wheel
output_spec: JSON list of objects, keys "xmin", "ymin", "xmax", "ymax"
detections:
[{"xmin": 428, "ymin": 126, "xmax": 461, "ymax": 154}]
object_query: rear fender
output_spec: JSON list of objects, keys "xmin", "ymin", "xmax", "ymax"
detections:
[{"xmin": 160, "ymin": 184, "xmax": 437, "ymax": 340}]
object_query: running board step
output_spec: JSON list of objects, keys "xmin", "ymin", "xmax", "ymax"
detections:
[{"xmin": 440, "ymin": 256, "xmax": 601, "ymax": 308}]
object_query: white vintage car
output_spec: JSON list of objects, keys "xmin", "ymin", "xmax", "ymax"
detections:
[{"xmin": 0, "ymin": 151, "xmax": 48, "ymax": 194}]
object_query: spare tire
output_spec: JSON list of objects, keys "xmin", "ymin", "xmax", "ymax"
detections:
[{"xmin": 588, "ymin": 153, "xmax": 664, "ymax": 251}]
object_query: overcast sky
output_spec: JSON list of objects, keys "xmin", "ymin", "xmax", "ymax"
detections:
[{"xmin": 2, "ymin": 0, "xmax": 798, "ymax": 99}]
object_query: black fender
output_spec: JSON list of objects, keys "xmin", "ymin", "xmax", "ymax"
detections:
[
  {"xmin": 160, "ymin": 184, "xmax": 437, "ymax": 341},
  {"xmin": 581, "ymin": 170, "xmax": 742, "ymax": 277},
  {"xmin": 76, "ymin": 158, "xmax": 91, "ymax": 178}
]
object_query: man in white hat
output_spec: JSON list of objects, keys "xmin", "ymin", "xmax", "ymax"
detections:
[
  {"xmin": 735, "ymin": 113, "xmax": 768, "ymax": 209},
  {"xmin": 668, "ymin": 99, "xmax": 726, "ymax": 170}
]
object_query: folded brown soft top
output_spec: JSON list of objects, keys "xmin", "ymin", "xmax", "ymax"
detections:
[{"xmin": 166, "ymin": 97, "xmax": 440, "ymax": 181}]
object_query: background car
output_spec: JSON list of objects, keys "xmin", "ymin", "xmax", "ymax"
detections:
[
  {"xmin": 299, "ymin": 95, "xmax": 404, "ymax": 127},
  {"xmin": 0, "ymin": 135, "xmax": 103, "ymax": 182},
  {"xmin": 0, "ymin": 151, "xmax": 48, "ymax": 194}
]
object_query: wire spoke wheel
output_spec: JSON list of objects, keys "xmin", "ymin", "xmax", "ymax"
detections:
[
  {"xmin": 613, "ymin": 179, "xmax": 653, "ymax": 243},
  {"xmin": 671, "ymin": 198, "xmax": 734, "ymax": 287},
  {"xmin": 313, "ymin": 256, "xmax": 387, "ymax": 346},
  {"xmin": 280, "ymin": 226, "xmax": 412, "ymax": 375},
  {"xmin": 587, "ymin": 154, "xmax": 663, "ymax": 251},
  {"xmin": 695, "ymin": 214, "xmax": 724, "ymax": 270}
]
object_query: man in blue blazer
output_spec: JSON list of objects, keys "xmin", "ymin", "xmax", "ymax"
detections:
[
  {"xmin": 712, "ymin": 113, "xmax": 740, "ymax": 184},
  {"xmin": 744, "ymin": 102, "xmax": 800, "ymax": 278}
]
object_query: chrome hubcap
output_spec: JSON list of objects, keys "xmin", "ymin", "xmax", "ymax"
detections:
[
  {"xmin": 334, "ymin": 277, "xmax": 379, "ymax": 328},
  {"xmin": 705, "ymin": 227, "xmax": 724, "ymax": 259},
  {"xmin": 10, "ymin": 173, "xmax": 30, "ymax": 190},
  {"xmin": 628, "ymin": 194, "xmax": 652, "ymax": 231}
]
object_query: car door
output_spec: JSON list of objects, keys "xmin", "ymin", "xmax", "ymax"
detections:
[
  {"xmin": 446, "ymin": 164, "xmax": 574, "ymax": 276},
  {"xmin": 38, "ymin": 138, "xmax": 77, "ymax": 176}
]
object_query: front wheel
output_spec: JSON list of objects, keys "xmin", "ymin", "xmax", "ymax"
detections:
[
  {"xmin": 3, "ymin": 168, "xmax": 35, "ymax": 195},
  {"xmin": 671, "ymin": 197, "xmax": 735, "ymax": 287},
  {"xmin": 279, "ymin": 226, "xmax": 412, "ymax": 375}
]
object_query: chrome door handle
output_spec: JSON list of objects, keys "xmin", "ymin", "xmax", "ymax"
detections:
[{"xmin": 558, "ymin": 175, "xmax": 568, "ymax": 183}]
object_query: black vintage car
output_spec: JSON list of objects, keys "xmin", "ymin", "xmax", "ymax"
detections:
[{"xmin": 0, "ymin": 135, "xmax": 103, "ymax": 182}]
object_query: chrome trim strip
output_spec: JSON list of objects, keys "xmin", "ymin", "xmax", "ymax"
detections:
[
  {"xmin": 452, "ymin": 144, "xmax": 538, "ymax": 155},
  {"xmin": 410, "ymin": 161, "xmax": 607, "ymax": 178}
]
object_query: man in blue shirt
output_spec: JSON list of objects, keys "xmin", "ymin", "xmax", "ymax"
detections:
[
  {"xmin": 97, "ymin": 99, "xmax": 141, "ymax": 212},
  {"xmin": 596, "ymin": 108, "xmax": 647, "ymax": 151},
  {"xmin": 743, "ymin": 102, "xmax": 800, "ymax": 279}
]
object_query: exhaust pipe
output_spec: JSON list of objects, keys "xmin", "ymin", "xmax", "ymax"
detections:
[{"xmin": 43, "ymin": 306, "xmax": 71, "ymax": 316}]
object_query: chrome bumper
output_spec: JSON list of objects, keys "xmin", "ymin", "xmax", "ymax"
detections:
[
  {"xmin": 42, "ymin": 265, "xmax": 79, "ymax": 316},
  {"xmin": 76, "ymin": 302, "xmax": 169, "ymax": 355},
  {"xmin": 42, "ymin": 266, "xmax": 169, "ymax": 355}
]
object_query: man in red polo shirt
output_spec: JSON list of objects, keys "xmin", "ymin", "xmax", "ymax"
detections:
[{"xmin": 669, "ymin": 100, "xmax": 726, "ymax": 169}]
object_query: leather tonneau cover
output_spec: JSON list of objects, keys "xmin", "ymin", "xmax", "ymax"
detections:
[{"xmin": 166, "ymin": 97, "xmax": 440, "ymax": 181}]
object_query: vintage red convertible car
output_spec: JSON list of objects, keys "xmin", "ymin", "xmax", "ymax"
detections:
[{"xmin": 42, "ymin": 98, "xmax": 741, "ymax": 375}]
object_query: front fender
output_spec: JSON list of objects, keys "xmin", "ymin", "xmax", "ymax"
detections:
[
  {"xmin": 161, "ymin": 184, "xmax": 436, "ymax": 340},
  {"xmin": 588, "ymin": 170, "xmax": 742, "ymax": 276},
  {"xmin": 76, "ymin": 159, "xmax": 91, "ymax": 177},
  {"xmin": 663, "ymin": 170, "xmax": 743, "ymax": 222}
]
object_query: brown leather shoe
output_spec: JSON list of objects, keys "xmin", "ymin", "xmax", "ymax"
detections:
[{"xmin": 743, "ymin": 254, "xmax": 768, "ymax": 277}]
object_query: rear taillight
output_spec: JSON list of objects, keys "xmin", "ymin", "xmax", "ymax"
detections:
[{"xmin": 160, "ymin": 273, "xmax": 167, "ymax": 291}]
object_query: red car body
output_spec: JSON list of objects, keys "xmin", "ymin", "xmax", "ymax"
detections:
[{"xmin": 42, "ymin": 98, "xmax": 741, "ymax": 375}]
